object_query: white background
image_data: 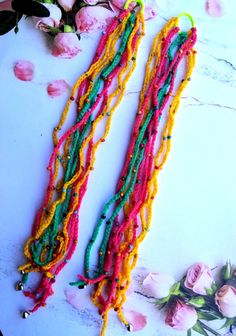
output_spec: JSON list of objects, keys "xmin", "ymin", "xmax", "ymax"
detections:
[{"xmin": 0, "ymin": 0, "xmax": 236, "ymax": 335}]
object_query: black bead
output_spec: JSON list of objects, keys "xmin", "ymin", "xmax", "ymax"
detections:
[
  {"xmin": 101, "ymin": 214, "xmax": 106, "ymax": 219},
  {"xmin": 126, "ymin": 324, "xmax": 133, "ymax": 332},
  {"xmin": 16, "ymin": 282, "xmax": 24, "ymax": 291},
  {"xmin": 22, "ymin": 311, "xmax": 31, "ymax": 319}
]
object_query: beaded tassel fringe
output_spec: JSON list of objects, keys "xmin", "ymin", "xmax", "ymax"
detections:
[
  {"xmin": 70, "ymin": 15, "xmax": 197, "ymax": 335},
  {"xmin": 17, "ymin": 6, "xmax": 145, "ymax": 316}
]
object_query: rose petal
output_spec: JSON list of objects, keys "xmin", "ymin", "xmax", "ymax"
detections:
[
  {"xmin": 124, "ymin": 309, "xmax": 147, "ymax": 331},
  {"xmin": 205, "ymin": 0, "xmax": 224, "ymax": 17},
  {"xmin": 47, "ymin": 80, "xmax": 70, "ymax": 98},
  {"xmin": 13, "ymin": 60, "xmax": 35, "ymax": 81},
  {"xmin": 65, "ymin": 289, "xmax": 81, "ymax": 310},
  {"xmin": 144, "ymin": 4, "xmax": 157, "ymax": 21}
]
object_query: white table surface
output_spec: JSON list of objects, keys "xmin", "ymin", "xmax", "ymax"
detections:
[{"xmin": 0, "ymin": 1, "xmax": 236, "ymax": 335}]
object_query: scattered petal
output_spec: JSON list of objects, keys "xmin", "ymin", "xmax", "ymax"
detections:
[
  {"xmin": 124, "ymin": 309, "xmax": 147, "ymax": 332},
  {"xmin": 13, "ymin": 60, "xmax": 35, "ymax": 81},
  {"xmin": 144, "ymin": 4, "xmax": 157, "ymax": 20},
  {"xmin": 65, "ymin": 288, "xmax": 82, "ymax": 310},
  {"xmin": 47, "ymin": 79, "xmax": 70, "ymax": 98},
  {"xmin": 205, "ymin": 0, "xmax": 224, "ymax": 17}
]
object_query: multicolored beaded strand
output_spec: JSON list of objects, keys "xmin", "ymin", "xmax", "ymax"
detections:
[
  {"xmin": 17, "ymin": 2, "xmax": 145, "ymax": 318},
  {"xmin": 71, "ymin": 14, "xmax": 197, "ymax": 334}
]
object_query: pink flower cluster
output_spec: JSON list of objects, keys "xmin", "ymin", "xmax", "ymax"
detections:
[
  {"xmin": 143, "ymin": 262, "xmax": 236, "ymax": 332},
  {"xmin": 32, "ymin": 0, "xmax": 157, "ymax": 59},
  {"xmin": 0, "ymin": 0, "xmax": 158, "ymax": 59}
]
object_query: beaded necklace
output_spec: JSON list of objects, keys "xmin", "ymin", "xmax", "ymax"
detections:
[
  {"xmin": 17, "ymin": 2, "xmax": 145, "ymax": 317},
  {"xmin": 70, "ymin": 14, "xmax": 197, "ymax": 334}
]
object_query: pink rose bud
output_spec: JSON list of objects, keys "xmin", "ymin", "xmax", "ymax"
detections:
[
  {"xmin": 184, "ymin": 263, "xmax": 214, "ymax": 295},
  {"xmin": 222, "ymin": 260, "xmax": 233, "ymax": 281},
  {"xmin": 13, "ymin": 60, "xmax": 35, "ymax": 81},
  {"xmin": 215, "ymin": 285, "xmax": 236, "ymax": 318},
  {"xmin": 52, "ymin": 33, "xmax": 82, "ymax": 59},
  {"xmin": 165, "ymin": 299, "xmax": 198, "ymax": 331},
  {"xmin": 47, "ymin": 79, "xmax": 70, "ymax": 98},
  {"xmin": 57, "ymin": 0, "xmax": 76, "ymax": 12},
  {"xmin": 143, "ymin": 273, "xmax": 175, "ymax": 299},
  {"xmin": 33, "ymin": 3, "xmax": 62, "ymax": 32},
  {"xmin": 75, "ymin": 6, "xmax": 115, "ymax": 33}
]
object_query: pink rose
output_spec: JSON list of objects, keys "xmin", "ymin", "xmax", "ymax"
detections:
[
  {"xmin": 57, "ymin": 0, "xmax": 76, "ymax": 12},
  {"xmin": 184, "ymin": 263, "xmax": 214, "ymax": 295},
  {"xmin": 75, "ymin": 6, "xmax": 115, "ymax": 33},
  {"xmin": 165, "ymin": 299, "xmax": 198, "ymax": 331},
  {"xmin": 215, "ymin": 285, "xmax": 236, "ymax": 318},
  {"xmin": 109, "ymin": 0, "xmax": 126, "ymax": 9},
  {"xmin": 0, "ymin": 0, "xmax": 13, "ymax": 11},
  {"xmin": 13, "ymin": 60, "xmax": 35, "ymax": 81},
  {"xmin": 143, "ymin": 273, "xmax": 175, "ymax": 299},
  {"xmin": 33, "ymin": 3, "xmax": 62, "ymax": 32},
  {"xmin": 52, "ymin": 33, "xmax": 82, "ymax": 59}
]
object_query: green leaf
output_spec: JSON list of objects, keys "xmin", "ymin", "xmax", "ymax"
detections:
[
  {"xmin": 205, "ymin": 287, "xmax": 214, "ymax": 296},
  {"xmin": 192, "ymin": 322, "xmax": 209, "ymax": 336},
  {"xmin": 170, "ymin": 282, "xmax": 181, "ymax": 295},
  {"xmin": 197, "ymin": 311, "xmax": 220, "ymax": 321},
  {"xmin": 189, "ymin": 296, "xmax": 205, "ymax": 308},
  {"xmin": 187, "ymin": 329, "xmax": 192, "ymax": 336},
  {"xmin": 0, "ymin": 11, "xmax": 22, "ymax": 35},
  {"xmin": 219, "ymin": 317, "xmax": 235, "ymax": 330},
  {"xmin": 156, "ymin": 295, "xmax": 170, "ymax": 305},
  {"xmin": 11, "ymin": 0, "xmax": 50, "ymax": 17}
]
